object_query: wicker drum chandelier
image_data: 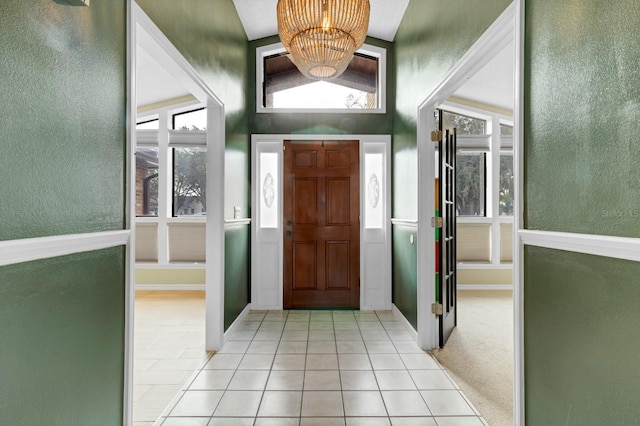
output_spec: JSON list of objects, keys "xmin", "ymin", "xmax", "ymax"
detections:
[{"xmin": 277, "ymin": 0, "xmax": 370, "ymax": 80}]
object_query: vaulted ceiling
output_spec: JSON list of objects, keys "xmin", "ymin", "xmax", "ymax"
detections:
[
  {"xmin": 137, "ymin": 1, "xmax": 514, "ymax": 113},
  {"xmin": 231, "ymin": 0, "xmax": 411, "ymax": 42}
]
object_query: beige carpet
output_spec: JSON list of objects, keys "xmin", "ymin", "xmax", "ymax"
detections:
[{"xmin": 431, "ymin": 290, "xmax": 513, "ymax": 426}]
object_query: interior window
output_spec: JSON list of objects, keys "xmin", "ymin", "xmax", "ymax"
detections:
[
  {"xmin": 443, "ymin": 111, "xmax": 486, "ymax": 135},
  {"xmin": 172, "ymin": 108, "xmax": 207, "ymax": 131},
  {"xmin": 173, "ymin": 147, "xmax": 206, "ymax": 216},
  {"xmin": 135, "ymin": 148, "xmax": 159, "ymax": 217},
  {"xmin": 500, "ymin": 124, "xmax": 514, "ymax": 136},
  {"xmin": 499, "ymin": 152, "xmax": 514, "ymax": 216},
  {"xmin": 136, "ymin": 118, "xmax": 159, "ymax": 130},
  {"xmin": 456, "ymin": 152, "xmax": 486, "ymax": 216},
  {"xmin": 258, "ymin": 43, "xmax": 385, "ymax": 112}
]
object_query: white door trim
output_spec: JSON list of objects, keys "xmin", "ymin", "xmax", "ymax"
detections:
[
  {"xmin": 514, "ymin": 2, "xmax": 525, "ymax": 424},
  {"xmin": 415, "ymin": 1, "xmax": 522, "ymax": 424},
  {"xmin": 251, "ymin": 134, "xmax": 392, "ymax": 311}
]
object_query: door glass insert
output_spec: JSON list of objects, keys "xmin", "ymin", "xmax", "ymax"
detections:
[
  {"xmin": 365, "ymin": 153, "xmax": 383, "ymax": 229},
  {"xmin": 260, "ymin": 152, "xmax": 278, "ymax": 228}
]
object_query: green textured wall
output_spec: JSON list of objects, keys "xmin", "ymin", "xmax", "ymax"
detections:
[
  {"xmin": 248, "ymin": 36, "xmax": 395, "ymax": 135},
  {"xmin": 392, "ymin": 0, "xmax": 511, "ymax": 324},
  {"xmin": 524, "ymin": 247, "xmax": 640, "ymax": 425},
  {"xmin": 0, "ymin": 1, "xmax": 127, "ymax": 424},
  {"xmin": 392, "ymin": 225, "xmax": 418, "ymax": 329},
  {"xmin": 524, "ymin": 1, "xmax": 640, "ymax": 423},
  {"xmin": 525, "ymin": 1, "xmax": 640, "ymax": 237},
  {"xmin": 0, "ymin": 248, "xmax": 126, "ymax": 425},
  {"xmin": 0, "ymin": 0, "xmax": 126, "ymax": 241},
  {"xmin": 224, "ymin": 225, "xmax": 250, "ymax": 330}
]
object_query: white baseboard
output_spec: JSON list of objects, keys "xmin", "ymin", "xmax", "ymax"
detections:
[
  {"xmin": 458, "ymin": 284, "xmax": 513, "ymax": 291},
  {"xmin": 223, "ymin": 303, "xmax": 252, "ymax": 344},
  {"xmin": 135, "ymin": 284, "xmax": 205, "ymax": 291},
  {"xmin": 391, "ymin": 304, "xmax": 418, "ymax": 341}
]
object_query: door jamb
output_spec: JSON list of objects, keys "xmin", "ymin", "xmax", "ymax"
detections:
[
  {"xmin": 415, "ymin": 0, "xmax": 523, "ymax": 424},
  {"xmin": 251, "ymin": 134, "xmax": 392, "ymax": 312}
]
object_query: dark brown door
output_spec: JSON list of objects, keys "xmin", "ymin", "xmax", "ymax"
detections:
[{"xmin": 284, "ymin": 140, "xmax": 360, "ymax": 309}]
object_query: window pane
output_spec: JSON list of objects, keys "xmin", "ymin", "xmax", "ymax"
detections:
[
  {"xmin": 443, "ymin": 111, "xmax": 486, "ymax": 135},
  {"xmin": 135, "ymin": 148, "xmax": 158, "ymax": 217},
  {"xmin": 500, "ymin": 124, "xmax": 513, "ymax": 136},
  {"xmin": 272, "ymin": 81, "xmax": 375, "ymax": 109},
  {"xmin": 456, "ymin": 153, "xmax": 486, "ymax": 216},
  {"xmin": 365, "ymin": 153, "xmax": 384, "ymax": 229},
  {"xmin": 173, "ymin": 147, "xmax": 206, "ymax": 216},
  {"xmin": 264, "ymin": 52, "xmax": 378, "ymax": 110},
  {"xmin": 136, "ymin": 119, "xmax": 159, "ymax": 130},
  {"xmin": 173, "ymin": 108, "xmax": 207, "ymax": 131},
  {"xmin": 500, "ymin": 153, "xmax": 514, "ymax": 216},
  {"xmin": 259, "ymin": 152, "xmax": 278, "ymax": 228}
]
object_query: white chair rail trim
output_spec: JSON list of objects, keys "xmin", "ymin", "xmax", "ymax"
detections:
[
  {"xmin": 519, "ymin": 229, "xmax": 640, "ymax": 263},
  {"xmin": 0, "ymin": 230, "xmax": 131, "ymax": 267}
]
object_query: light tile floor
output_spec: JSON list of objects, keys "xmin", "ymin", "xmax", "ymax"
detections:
[
  {"xmin": 153, "ymin": 309, "xmax": 487, "ymax": 426},
  {"xmin": 133, "ymin": 291, "xmax": 209, "ymax": 426}
]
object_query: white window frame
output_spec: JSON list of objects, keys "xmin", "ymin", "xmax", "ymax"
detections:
[
  {"xmin": 255, "ymin": 42, "xmax": 387, "ymax": 114},
  {"xmin": 136, "ymin": 100, "xmax": 208, "ymax": 266}
]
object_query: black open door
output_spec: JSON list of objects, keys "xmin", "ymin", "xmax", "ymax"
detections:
[{"xmin": 437, "ymin": 109, "xmax": 457, "ymax": 347}]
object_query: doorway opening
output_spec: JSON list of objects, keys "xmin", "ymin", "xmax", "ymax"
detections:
[
  {"xmin": 128, "ymin": 3, "xmax": 226, "ymax": 423},
  {"xmin": 252, "ymin": 134, "xmax": 391, "ymax": 312},
  {"xmin": 415, "ymin": 2, "xmax": 522, "ymax": 425}
]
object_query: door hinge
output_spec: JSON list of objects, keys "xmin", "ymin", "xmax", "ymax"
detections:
[
  {"xmin": 431, "ymin": 217, "xmax": 443, "ymax": 228},
  {"xmin": 431, "ymin": 303, "xmax": 443, "ymax": 316},
  {"xmin": 431, "ymin": 130, "xmax": 442, "ymax": 142}
]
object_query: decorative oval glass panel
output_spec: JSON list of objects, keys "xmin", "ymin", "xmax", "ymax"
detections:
[
  {"xmin": 368, "ymin": 173, "xmax": 380, "ymax": 208},
  {"xmin": 263, "ymin": 172, "xmax": 275, "ymax": 208}
]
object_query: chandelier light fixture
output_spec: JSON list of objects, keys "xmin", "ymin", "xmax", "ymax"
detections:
[{"xmin": 277, "ymin": 0, "xmax": 371, "ymax": 80}]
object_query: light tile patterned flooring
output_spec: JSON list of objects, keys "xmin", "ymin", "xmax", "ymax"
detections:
[
  {"xmin": 133, "ymin": 291, "xmax": 209, "ymax": 425},
  {"xmin": 148, "ymin": 308, "xmax": 488, "ymax": 426}
]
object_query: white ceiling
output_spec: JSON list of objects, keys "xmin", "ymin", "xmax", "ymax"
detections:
[
  {"xmin": 232, "ymin": 0, "xmax": 410, "ymax": 42},
  {"xmin": 452, "ymin": 41, "xmax": 514, "ymax": 112},
  {"xmin": 137, "ymin": 46, "xmax": 190, "ymax": 107}
]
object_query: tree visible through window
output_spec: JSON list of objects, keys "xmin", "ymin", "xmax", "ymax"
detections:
[
  {"xmin": 443, "ymin": 111, "xmax": 486, "ymax": 135},
  {"xmin": 500, "ymin": 153, "xmax": 514, "ymax": 216},
  {"xmin": 456, "ymin": 153, "xmax": 486, "ymax": 216},
  {"xmin": 173, "ymin": 147, "xmax": 206, "ymax": 216}
]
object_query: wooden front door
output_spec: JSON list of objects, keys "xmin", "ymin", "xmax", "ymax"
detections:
[{"xmin": 283, "ymin": 140, "xmax": 360, "ymax": 309}]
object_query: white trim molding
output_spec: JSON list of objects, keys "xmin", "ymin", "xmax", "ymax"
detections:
[
  {"xmin": 458, "ymin": 284, "xmax": 513, "ymax": 291},
  {"xmin": 0, "ymin": 230, "xmax": 131, "ymax": 268},
  {"xmin": 223, "ymin": 303, "xmax": 252, "ymax": 344},
  {"xmin": 513, "ymin": 1, "xmax": 526, "ymax": 425},
  {"xmin": 392, "ymin": 304, "xmax": 419, "ymax": 341},
  {"xmin": 519, "ymin": 229, "xmax": 640, "ymax": 263},
  {"xmin": 135, "ymin": 284, "xmax": 205, "ymax": 291}
]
